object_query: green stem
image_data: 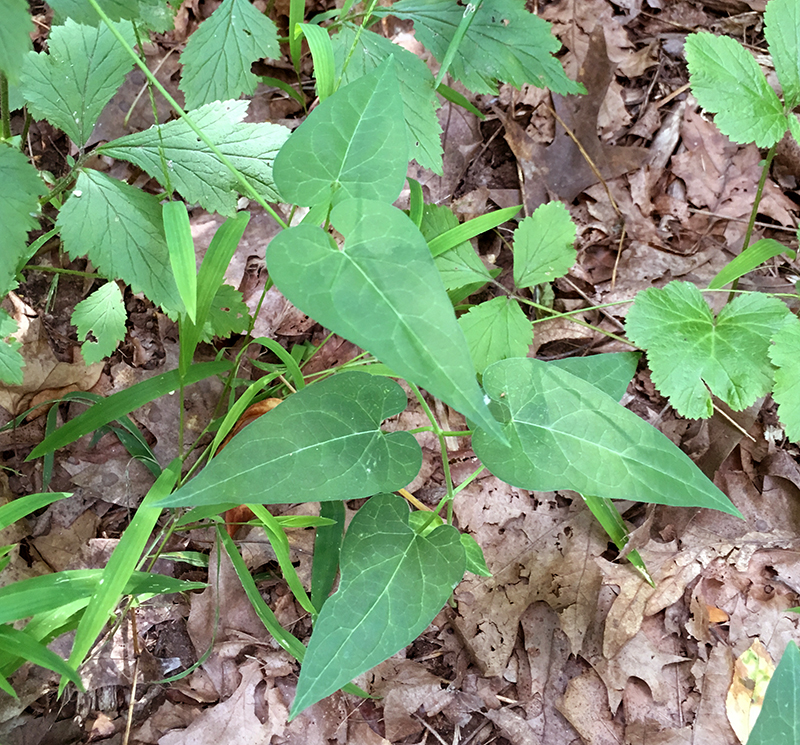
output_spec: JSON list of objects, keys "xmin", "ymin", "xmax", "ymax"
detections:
[
  {"xmin": 0, "ymin": 72, "xmax": 11, "ymax": 141},
  {"xmin": 433, "ymin": 0, "xmax": 484, "ymax": 89},
  {"xmin": 24, "ymin": 264, "xmax": 98, "ymax": 278},
  {"xmin": 87, "ymin": 0, "xmax": 288, "ymax": 230},
  {"xmin": 729, "ymin": 143, "xmax": 777, "ymax": 300},
  {"xmin": 336, "ymin": 0, "xmax": 379, "ymax": 88}
]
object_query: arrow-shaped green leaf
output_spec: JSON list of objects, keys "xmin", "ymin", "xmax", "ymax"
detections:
[
  {"xmin": 473, "ymin": 357, "xmax": 742, "ymax": 517},
  {"xmin": 291, "ymin": 492, "xmax": 466, "ymax": 717},
  {"xmin": 157, "ymin": 372, "xmax": 421, "ymax": 508},
  {"xmin": 267, "ymin": 198, "xmax": 504, "ymax": 440}
]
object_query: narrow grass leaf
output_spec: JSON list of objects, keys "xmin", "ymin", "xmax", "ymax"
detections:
[
  {"xmin": 310, "ymin": 500, "xmax": 344, "ymax": 612},
  {"xmin": 291, "ymin": 493, "xmax": 465, "ymax": 717},
  {"xmin": 267, "ymin": 199, "xmax": 505, "ymax": 440},
  {"xmin": 29, "ymin": 361, "xmax": 231, "ymax": 458},
  {"xmin": 473, "ymin": 357, "xmax": 742, "ymax": 517},
  {"xmin": 0, "ymin": 626, "xmax": 83, "ymax": 689},
  {"xmin": 273, "ymin": 58, "xmax": 407, "ymax": 208},
  {"xmin": 157, "ymin": 372, "xmax": 421, "ymax": 508},
  {"xmin": 253, "ymin": 337, "xmax": 305, "ymax": 390},
  {"xmin": 163, "ymin": 201, "xmax": 197, "ymax": 322},
  {"xmin": 298, "ymin": 23, "xmax": 335, "ymax": 101},
  {"xmin": 427, "ymin": 205, "xmax": 521, "ymax": 257},
  {"xmin": 288, "ymin": 0, "xmax": 304, "ymax": 70},
  {"xmin": 0, "ymin": 492, "xmax": 70, "ymax": 530},
  {"xmin": 708, "ymin": 239, "xmax": 794, "ymax": 290}
]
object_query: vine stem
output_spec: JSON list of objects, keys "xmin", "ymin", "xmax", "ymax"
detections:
[
  {"xmin": 86, "ymin": 0, "xmax": 288, "ymax": 230},
  {"xmin": 0, "ymin": 72, "xmax": 11, "ymax": 141}
]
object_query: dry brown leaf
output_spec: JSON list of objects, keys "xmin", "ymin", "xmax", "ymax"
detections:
[
  {"xmin": 557, "ymin": 667, "xmax": 624, "ymax": 745},
  {"xmin": 600, "ymin": 559, "xmax": 656, "ymax": 659}
]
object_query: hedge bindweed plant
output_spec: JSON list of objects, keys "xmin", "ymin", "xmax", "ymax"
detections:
[{"xmin": 2, "ymin": 0, "xmax": 788, "ymax": 724}]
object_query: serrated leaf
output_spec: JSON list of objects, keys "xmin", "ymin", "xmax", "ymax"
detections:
[
  {"xmin": 267, "ymin": 198, "xmax": 504, "ymax": 440},
  {"xmin": 20, "ymin": 19, "xmax": 135, "ymax": 147},
  {"xmin": 768, "ymin": 317, "xmax": 800, "ymax": 443},
  {"xmin": 0, "ymin": 0, "xmax": 33, "ymax": 84},
  {"xmin": 332, "ymin": 24, "xmax": 443, "ymax": 174},
  {"xmin": 420, "ymin": 204, "xmax": 491, "ymax": 290},
  {"xmin": 291, "ymin": 493, "xmax": 465, "ymax": 717},
  {"xmin": 0, "ymin": 144, "xmax": 45, "ymax": 297},
  {"xmin": 45, "ymin": 0, "xmax": 165, "ymax": 25},
  {"xmin": 72, "ymin": 282, "xmax": 126, "ymax": 364},
  {"xmin": 0, "ymin": 311, "xmax": 23, "ymax": 386},
  {"xmin": 626, "ymin": 281, "xmax": 792, "ymax": 419},
  {"xmin": 685, "ymin": 32, "xmax": 787, "ymax": 147},
  {"xmin": 201, "ymin": 283, "xmax": 250, "ymax": 342},
  {"xmin": 549, "ymin": 351, "xmax": 640, "ymax": 401},
  {"xmin": 157, "ymin": 372, "xmax": 422, "ymax": 508},
  {"xmin": 273, "ymin": 58, "xmax": 407, "ymax": 208},
  {"xmin": 57, "ymin": 170, "xmax": 182, "ymax": 313},
  {"xmin": 388, "ymin": 0, "xmax": 582, "ymax": 95},
  {"xmin": 747, "ymin": 641, "xmax": 800, "ymax": 744},
  {"xmin": 513, "ymin": 201, "xmax": 577, "ymax": 288},
  {"xmin": 765, "ymin": 0, "xmax": 800, "ymax": 109},
  {"xmin": 99, "ymin": 100, "xmax": 289, "ymax": 216},
  {"xmin": 179, "ymin": 0, "xmax": 279, "ymax": 109},
  {"xmin": 458, "ymin": 297, "xmax": 532, "ymax": 374},
  {"xmin": 473, "ymin": 357, "xmax": 741, "ymax": 516}
]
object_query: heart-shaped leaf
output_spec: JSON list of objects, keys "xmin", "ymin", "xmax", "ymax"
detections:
[
  {"xmin": 273, "ymin": 57, "xmax": 407, "ymax": 208},
  {"xmin": 291, "ymin": 492, "xmax": 466, "ymax": 717},
  {"xmin": 473, "ymin": 357, "xmax": 742, "ymax": 516},
  {"xmin": 158, "ymin": 372, "xmax": 421, "ymax": 507},
  {"xmin": 267, "ymin": 198, "xmax": 504, "ymax": 440}
]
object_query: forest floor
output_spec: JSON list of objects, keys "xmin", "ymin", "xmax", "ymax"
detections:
[{"xmin": 2, "ymin": 0, "xmax": 800, "ymax": 743}]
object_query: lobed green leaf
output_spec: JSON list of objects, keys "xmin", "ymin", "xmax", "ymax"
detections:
[
  {"xmin": 0, "ymin": 0, "xmax": 33, "ymax": 84},
  {"xmin": 458, "ymin": 297, "xmax": 532, "ymax": 374},
  {"xmin": 768, "ymin": 317, "xmax": 800, "ymax": 442},
  {"xmin": 99, "ymin": 101, "xmax": 289, "ymax": 216},
  {"xmin": 626, "ymin": 281, "xmax": 792, "ymax": 418},
  {"xmin": 291, "ymin": 493, "xmax": 465, "ymax": 717},
  {"xmin": 764, "ymin": 0, "xmax": 800, "ymax": 109},
  {"xmin": 473, "ymin": 357, "xmax": 742, "ymax": 516},
  {"xmin": 20, "ymin": 19, "xmax": 135, "ymax": 147},
  {"xmin": 179, "ymin": 0, "xmax": 279, "ymax": 109},
  {"xmin": 512, "ymin": 201, "xmax": 577, "ymax": 288},
  {"xmin": 45, "ymin": 0, "xmax": 167, "ymax": 26}
]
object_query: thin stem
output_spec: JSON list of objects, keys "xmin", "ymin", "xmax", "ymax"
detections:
[
  {"xmin": 24, "ymin": 264, "xmax": 98, "ymax": 278},
  {"xmin": 729, "ymin": 143, "xmax": 777, "ymax": 300},
  {"xmin": 87, "ymin": 0, "xmax": 288, "ymax": 230},
  {"xmin": 336, "ymin": 0, "xmax": 379, "ymax": 88},
  {"xmin": 0, "ymin": 72, "xmax": 11, "ymax": 141}
]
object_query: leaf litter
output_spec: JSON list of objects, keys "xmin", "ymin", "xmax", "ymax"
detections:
[{"xmin": 4, "ymin": 0, "xmax": 800, "ymax": 743}]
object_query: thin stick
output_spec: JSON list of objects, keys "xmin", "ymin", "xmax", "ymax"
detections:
[
  {"xmin": 712, "ymin": 402, "xmax": 757, "ymax": 443},
  {"xmin": 122, "ymin": 611, "xmax": 140, "ymax": 745}
]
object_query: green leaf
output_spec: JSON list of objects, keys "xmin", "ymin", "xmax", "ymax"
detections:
[
  {"xmin": 513, "ymin": 201, "xmax": 577, "ymax": 288},
  {"xmin": 768, "ymin": 317, "xmax": 800, "ymax": 443},
  {"xmin": 427, "ymin": 204, "xmax": 521, "ymax": 257},
  {"xmin": 179, "ymin": 0, "xmax": 279, "ymax": 109},
  {"xmin": 0, "ymin": 143, "xmax": 46, "ymax": 297},
  {"xmin": 163, "ymin": 201, "xmax": 197, "ymax": 322},
  {"xmin": 19, "ymin": 19, "xmax": 135, "ymax": 147},
  {"xmin": 28, "ymin": 360, "xmax": 232, "ymax": 458},
  {"xmin": 72, "ymin": 282, "xmax": 127, "ymax": 364},
  {"xmin": 45, "ymin": 0, "xmax": 166, "ymax": 26},
  {"xmin": 201, "ymin": 284, "xmax": 250, "ymax": 342},
  {"xmin": 0, "ymin": 626, "xmax": 83, "ymax": 690},
  {"xmin": 748, "ymin": 641, "xmax": 800, "ymax": 744},
  {"xmin": 273, "ymin": 58, "xmax": 407, "ymax": 208},
  {"xmin": 473, "ymin": 357, "xmax": 742, "ymax": 516},
  {"xmin": 0, "ymin": 0, "xmax": 33, "ymax": 84},
  {"xmin": 57, "ymin": 170, "xmax": 181, "ymax": 313},
  {"xmin": 0, "ymin": 311, "xmax": 23, "ymax": 387},
  {"xmin": 387, "ymin": 0, "xmax": 582, "ymax": 95},
  {"xmin": 156, "ymin": 372, "xmax": 422, "ymax": 508},
  {"xmin": 708, "ymin": 238, "xmax": 795, "ymax": 290},
  {"xmin": 685, "ymin": 32, "xmax": 787, "ymax": 147},
  {"xmin": 267, "ymin": 199, "xmax": 504, "ymax": 440},
  {"xmin": 291, "ymin": 493, "xmax": 465, "ymax": 717},
  {"xmin": 549, "ymin": 352, "xmax": 640, "ymax": 401},
  {"xmin": 625, "ymin": 281, "xmax": 792, "ymax": 418},
  {"xmin": 332, "ymin": 24, "xmax": 443, "ymax": 174},
  {"xmin": 298, "ymin": 23, "xmax": 335, "ymax": 101},
  {"xmin": 0, "ymin": 492, "xmax": 70, "ymax": 531},
  {"xmin": 458, "ymin": 297, "xmax": 532, "ymax": 374},
  {"xmin": 420, "ymin": 204, "xmax": 491, "ymax": 291},
  {"xmin": 461, "ymin": 533, "xmax": 491, "ymax": 576},
  {"xmin": 99, "ymin": 101, "xmax": 289, "ymax": 217},
  {"xmin": 765, "ymin": 0, "xmax": 800, "ymax": 109}
]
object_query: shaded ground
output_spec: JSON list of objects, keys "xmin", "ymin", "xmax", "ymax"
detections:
[{"xmin": 3, "ymin": 0, "xmax": 800, "ymax": 743}]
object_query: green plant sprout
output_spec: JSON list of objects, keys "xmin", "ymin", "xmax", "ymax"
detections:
[{"xmin": 0, "ymin": 0, "xmax": 778, "ymax": 725}]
